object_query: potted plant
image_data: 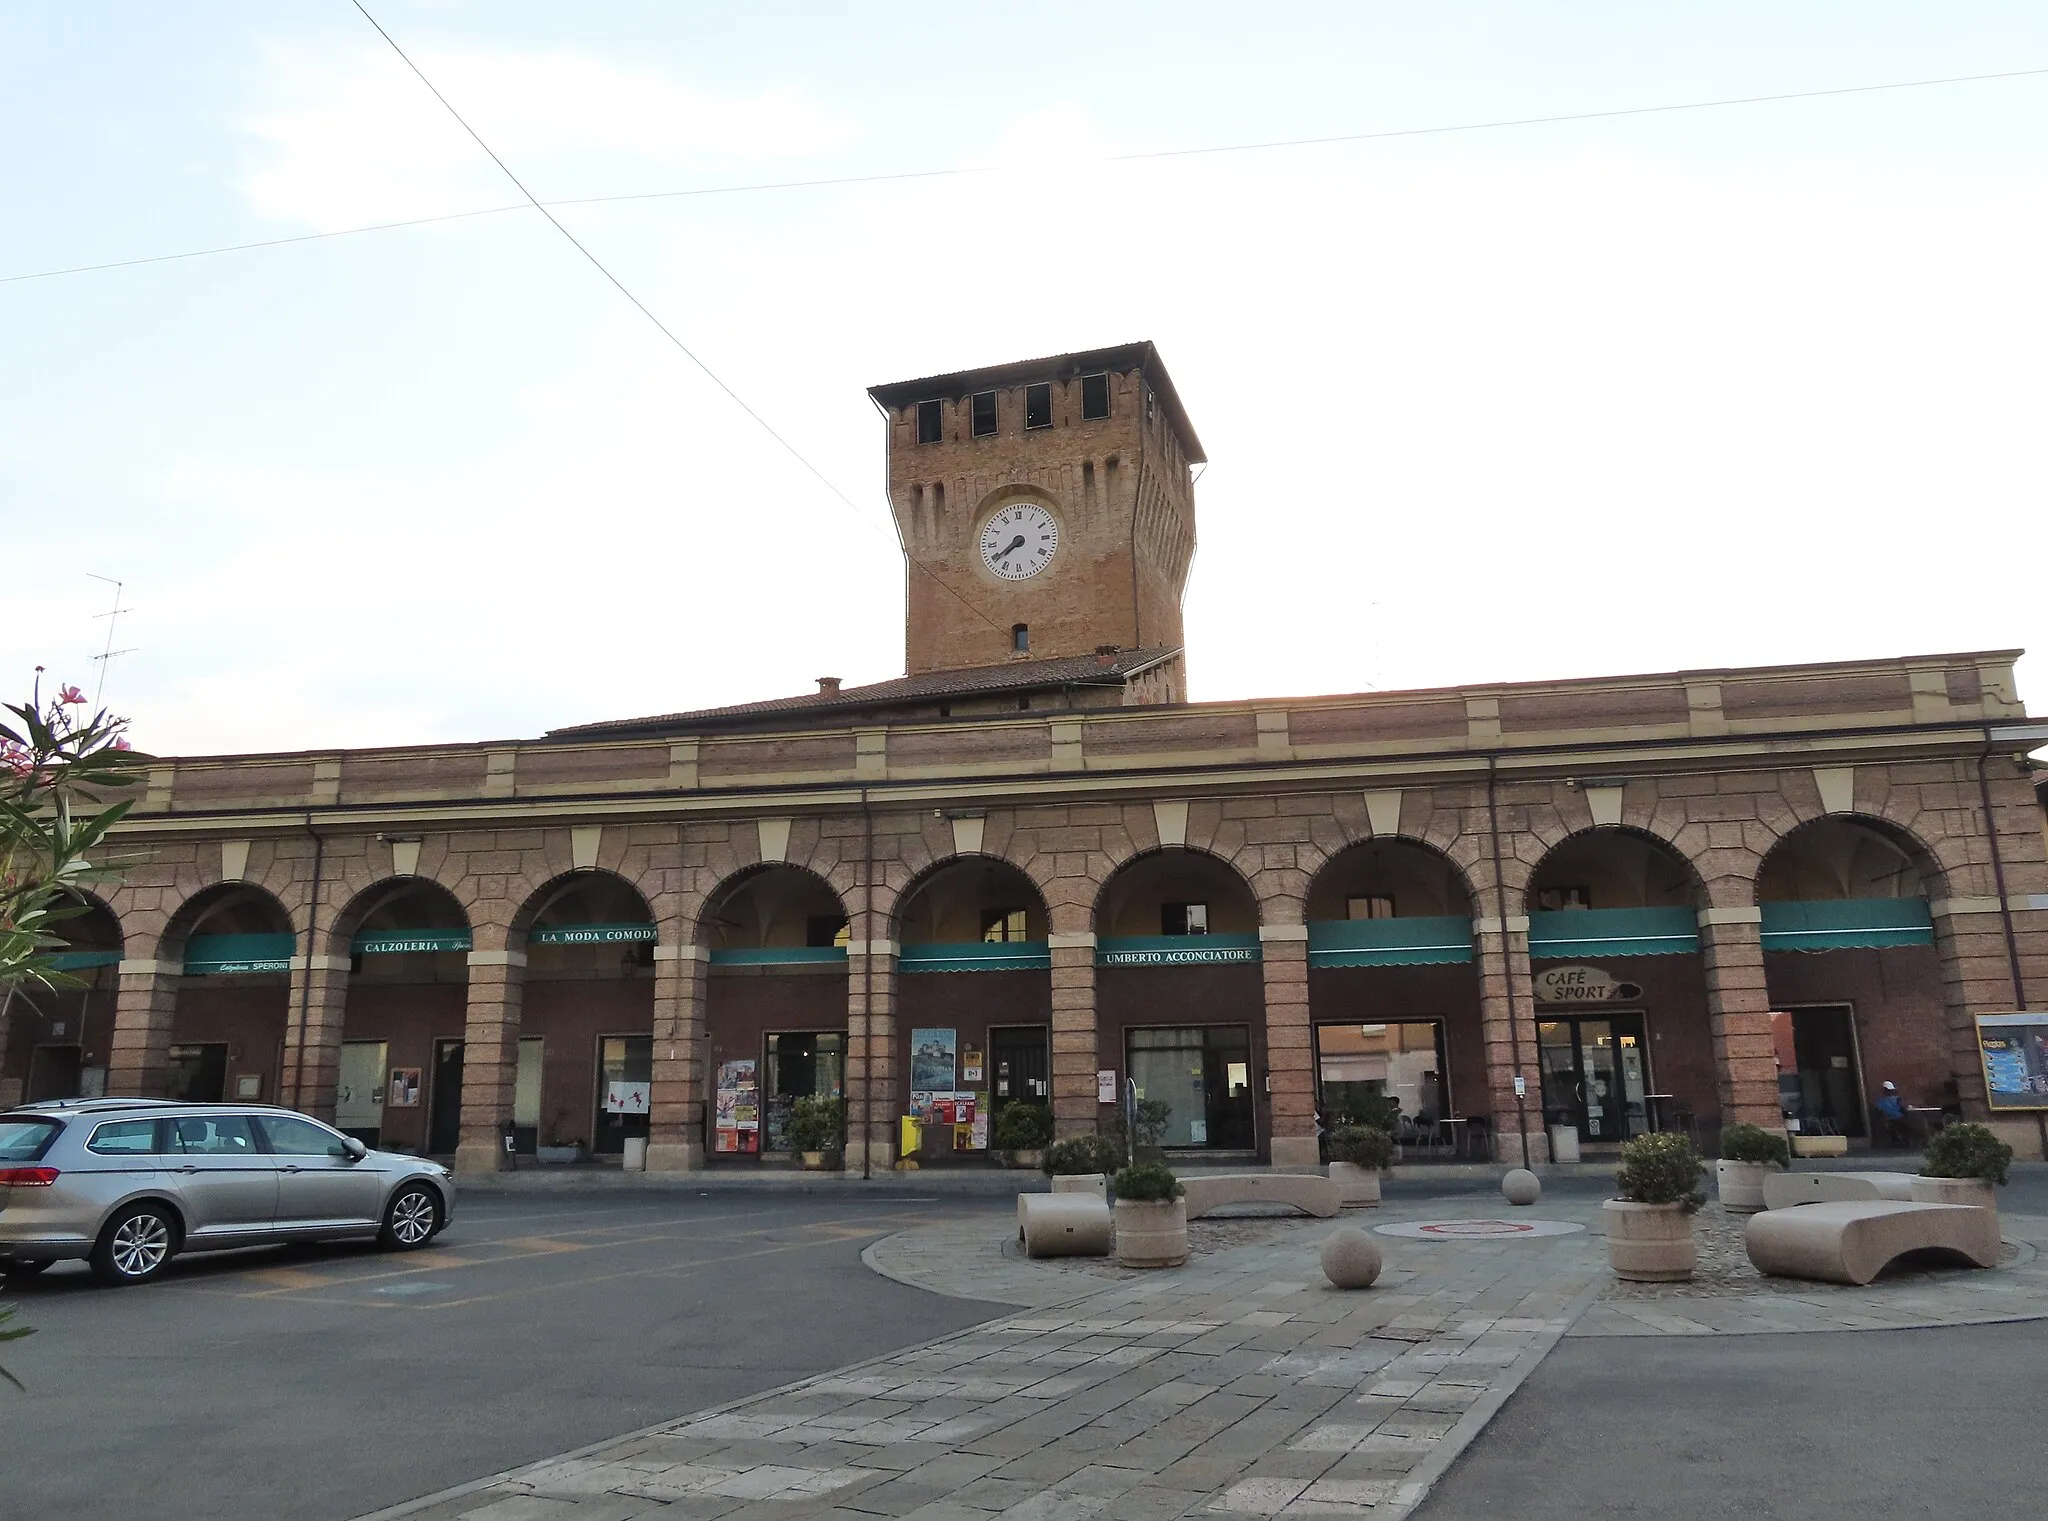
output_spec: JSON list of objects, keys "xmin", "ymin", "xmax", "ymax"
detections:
[
  {"xmin": 1111, "ymin": 1162, "xmax": 1187, "ymax": 1268},
  {"xmin": 991, "ymin": 1102, "xmax": 1053, "ymax": 1168},
  {"xmin": 1327, "ymin": 1124, "xmax": 1393, "ymax": 1206},
  {"xmin": 536, "ymin": 1132, "xmax": 585, "ymax": 1165},
  {"xmin": 1914, "ymin": 1122, "xmax": 2012, "ymax": 1211},
  {"xmin": 785, "ymin": 1094, "xmax": 845, "ymax": 1170},
  {"xmin": 1042, "ymin": 1134, "xmax": 1127, "ymax": 1198},
  {"xmin": 1604, "ymin": 1132, "xmax": 1704, "ymax": 1281},
  {"xmin": 1715, "ymin": 1122, "xmax": 1791, "ymax": 1212}
]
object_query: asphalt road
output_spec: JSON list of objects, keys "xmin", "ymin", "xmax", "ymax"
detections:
[
  {"xmin": 1418, "ymin": 1317, "xmax": 2048, "ymax": 1520},
  {"xmin": 0, "ymin": 1191, "xmax": 1005, "ymax": 1521}
]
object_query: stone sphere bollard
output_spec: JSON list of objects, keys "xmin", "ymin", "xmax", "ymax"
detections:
[
  {"xmin": 1319, "ymin": 1227, "xmax": 1383, "ymax": 1290},
  {"xmin": 1501, "ymin": 1168, "xmax": 1542, "ymax": 1206}
]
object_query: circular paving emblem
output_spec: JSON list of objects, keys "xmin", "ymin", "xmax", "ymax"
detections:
[{"xmin": 1373, "ymin": 1218, "xmax": 1585, "ymax": 1240}]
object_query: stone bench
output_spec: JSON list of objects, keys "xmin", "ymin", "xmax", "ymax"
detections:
[
  {"xmin": 1762, "ymin": 1171, "xmax": 1917, "ymax": 1210},
  {"xmin": 1181, "ymin": 1172, "xmax": 1341, "ymax": 1221},
  {"xmin": 1745, "ymin": 1201, "xmax": 2000, "ymax": 1286},
  {"xmin": 1017, "ymin": 1193, "xmax": 1111, "ymax": 1257}
]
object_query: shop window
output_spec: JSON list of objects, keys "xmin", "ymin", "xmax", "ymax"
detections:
[
  {"xmin": 915, "ymin": 398, "xmax": 943, "ymax": 444},
  {"xmin": 1127, "ymin": 1025, "xmax": 1254, "ymax": 1149},
  {"xmin": 764, "ymin": 1031, "xmax": 846, "ymax": 1152},
  {"xmin": 981, "ymin": 907, "xmax": 1029, "ymax": 942},
  {"xmin": 971, "ymin": 390, "xmax": 998, "ymax": 437},
  {"xmin": 1161, "ymin": 901, "xmax": 1209, "ymax": 936},
  {"xmin": 1536, "ymin": 885, "xmax": 1591, "ymax": 911},
  {"xmin": 1081, "ymin": 372, "xmax": 1110, "ymax": 420},
  {"xmin": 1025, "ymin": 382, "xmax": 1052, "ymax": 429},
  {"xmin": 1346, "ymin": 895, "xmax": 1396, "ymax": 920},
  {"xmin": 806, "ymin": 915, "xmax": 851, "ymax": 948}
]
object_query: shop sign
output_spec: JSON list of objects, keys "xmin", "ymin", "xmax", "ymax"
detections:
[
  {"xmin": 1533, "ymin": 965, "xmax": 1644, "ymax": 1004},
  {"xmin": 1977, "ymin": 1013, "xmax": 2048, "ymax": 1111},
  {"xmin": 530, "ymin": 923, "xmax": 657, "ymax": 945},
  {"xmin": 354, "ymin": 929, "xmax": 472, "ymax": 955},
  {"xmin": 1098, "ymin": 945, "xmax": 1260, "ymax": 966}
]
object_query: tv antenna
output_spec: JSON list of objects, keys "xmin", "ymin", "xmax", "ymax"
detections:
[{"xmin": 85, "ymin": 574, "xmax": 136, "ymax": 707}]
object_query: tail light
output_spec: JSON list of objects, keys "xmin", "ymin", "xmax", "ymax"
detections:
[{"xmin": 0, "ymin": 1167, "xmax": 59, "ymax": 1187}]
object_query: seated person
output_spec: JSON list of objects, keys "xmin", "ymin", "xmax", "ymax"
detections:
[{"xmin": 1873, "ymin": 1081, "xmax": 1910, "ymax": 1148}]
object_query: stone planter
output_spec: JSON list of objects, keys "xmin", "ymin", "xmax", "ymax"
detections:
[
  {"xmin": 1791, "ymin": 1134, "xmax": 1847, "ymax": 1158},
  {"xmin": 1114, "ymin": 1198, "xmax": 1188, "ymax": 1268},
  {"xmin": 1003, "ymin": 1149, "xmax": 1045, "ymax": 1171},
  {"xmin": 799, "ymin": 1150, "xmax": 844, "ymax": 1171},
  {"xmin": 1911, "ymin": 1175, "xmax": 1998, "ymax": 1212},
  {"xmin": 1603, "ymin": 1199, "xmax": 1696, "ymax": 1282},
  {"xmin": 1715, "ymin": 1160, "xmax": 1772, "ymax": 1213},
  {"xmin": 1051, "ymin": 1172, "xmax": 1107, "ymax": 1201},
  {"xmin": 1328, "ymin": 1161, "xmax": 1383, "ymax": 1207},
  {"xmin": 535, "ymin": 1144, "xmax": 584, "ymax": 1165}
]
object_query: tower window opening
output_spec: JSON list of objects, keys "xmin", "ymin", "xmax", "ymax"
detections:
[
  {"xmin": 1012, "ymin": 623, "xmax": 1029, "ymax": 652},
  {"xmin": 915, "ymin": 398, "xmax": 943, "ymax": 444},
  {"xmin": 1025, "ymin": 382, "xmax": 1052, "ymax": 429},
  {"xmin": 1080, "ymin": 372, "xmax": 1110, "ymax": 420},
  {"xmin": 971, "ymin": 390, "xmax": 998, "ymax": 437}
]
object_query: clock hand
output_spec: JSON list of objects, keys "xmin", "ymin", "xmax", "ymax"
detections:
[{"xmin": 999, "ymin": 535, "xmax": 1025, "ymax": 557}]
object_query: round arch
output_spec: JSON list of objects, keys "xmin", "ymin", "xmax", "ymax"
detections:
[
  {"xmin": 1522, "ymin": 825, "xmax": 1705, "ymax": 915},
  {"xmin": 1094, "ymin": 845, "xmax": 1262, "ymax": 937},
  {"xmin": 1755, "ymin": 814, "xmax": 1939, "ymax": 904},
  {"xmin": 1305, "ymin": 836, "xmax": 1478, "ymax": 922},
  {"xmin": 1, "ymin": 892, "xmax": 127, "ymax": 1104},
  {"xmin": 160, "ymin": 879, "xmax": 295, "ymax": 960},
  {"xmin": 512, "ymin": 869, "xmax": 655, "ymax": 942},
  {"xmin": 892, "ymin": 854, "xmax": 1051, "ymax": 944},
  {"xmin": 327, "ymin": 877, "xmax": 472, "ymax": 959},
  {"xmin": 696, "ymin": 863, "xmax": 848, "ymax": 951}
]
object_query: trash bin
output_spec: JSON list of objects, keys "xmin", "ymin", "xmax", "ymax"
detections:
[
  {"xmin": 622, "ymin": 1136, "xmax": 648, "ymax": 1172},
  {"xmin": 1547, "ymin": 1125, "xmax": 1581, "ymax": 1165}
]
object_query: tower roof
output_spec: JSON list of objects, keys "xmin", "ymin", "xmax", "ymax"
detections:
[{"xmin": 868, "ymin": 340, "xmax": 1205, "ymax": 463}]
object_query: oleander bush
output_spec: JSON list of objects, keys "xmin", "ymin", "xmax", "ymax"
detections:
[
  {"xmin": 1111, "ymin": 1162, "xmax": 1184, "ymax": 1203},
  {"xmin": 1922, "ymin": 1123, "xmax": 2013, "ymax": 1185},
  {"xmin": 1616, "ymin": 1132, "xmax": 1706, "ymax": 1212},
  {"xmin": 1718, "ymin": 1123, "xmax": 1791, "ymax": 1169}
]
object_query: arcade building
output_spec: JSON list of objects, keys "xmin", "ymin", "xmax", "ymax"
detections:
[{"xmin": 7, "ymin": 342, "xmax": 2047, "ymax": 1173}]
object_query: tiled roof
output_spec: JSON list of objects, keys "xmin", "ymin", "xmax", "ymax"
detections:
[{"xmin": 547, "ymin": 647, "xmax": 1182, "ymax": 738}]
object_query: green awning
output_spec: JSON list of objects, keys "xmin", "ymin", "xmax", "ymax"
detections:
[
  {"xmin": 900, "ymin": 941, "xmax": 1051, "ymax": 973},
  {"xmin": 46, "ymin": 949, "xmax": 122, "ymax": 972},
  {"xmin": 1097, "ymin": 934, "xmax": 1261, "ymax": 967},
  {"xmin": 1527, "ymin": 907, "xmax": 1699, "ymax": 959},
  {"xmin": 184, "ymin": 933, "xmax": 296, "ymax": 975},
  {"xmin": 1760, "ymin": 898, "xmax": 1933, "ymax": 952},
  {"xmin": 353, "ymin": 928, "xmax": 473, "ymax": 955},
  {"xmin": 708, "ymin": 946, "xmax": 848, "ymax": 967},
  {"xmin": 1308, "ymin": 916, "xmax": 1474, "ymax": 968},
  {"xmin": 529, "ymin": 923, "xmax": 656, "ymax": 946}
]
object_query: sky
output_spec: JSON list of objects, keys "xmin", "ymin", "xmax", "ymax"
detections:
[{"xmin": 4, "ymin": 3, "xmax": 2046, "ymax": 757}]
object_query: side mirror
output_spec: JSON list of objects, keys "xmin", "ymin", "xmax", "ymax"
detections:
[{"xmin": 341, "ymin": 1136, "xmax": 369, "ymax": 1161}]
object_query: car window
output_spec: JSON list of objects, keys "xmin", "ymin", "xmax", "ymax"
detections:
[
  {"xmin": 168, "ymin": 1114, "xmax": 259, "ymax": 1156},
  {"xmin": 87, "ymin": 1119, "xmax": 161, "ymax": 1155},
  {"xmin": 256, "ymin": 1115, "xmax": 352, "ymax": 1159},
  {"xmin": 0, "ymin": 1118, "xmax": 61, "ymax": 1162}
]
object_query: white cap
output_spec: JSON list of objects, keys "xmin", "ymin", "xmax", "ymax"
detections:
[{"xmin": 1882, "ymin": 1081, "xmax": 1897, "ymax": 1091}]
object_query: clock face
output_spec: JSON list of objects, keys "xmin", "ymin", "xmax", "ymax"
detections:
[{"xmin": 979, "ymin": 502, "xmax": 1059, "ymax": 580}]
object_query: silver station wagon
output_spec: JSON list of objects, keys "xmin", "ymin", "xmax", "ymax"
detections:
[{"xmin": 0, "ymin": 1099, "xmax": 455, "ymax": 1286}]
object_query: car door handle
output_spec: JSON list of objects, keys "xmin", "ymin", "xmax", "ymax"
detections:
[
  {"xmin": 177, "ymin": 1164, "xmax": 199, "ymax": 1174},
  {"xmin": 281, "ymin": 1164, "xmax": 303, "ymax": 1173}
]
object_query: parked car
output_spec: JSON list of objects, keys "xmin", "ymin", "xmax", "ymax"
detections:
[{"xmin": 0, "ymin": 1098, "xmax": 455, "ymax": 1286}]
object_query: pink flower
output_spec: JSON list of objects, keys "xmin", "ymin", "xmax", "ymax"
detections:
[
  {"xmin": 112, "ymin": 737, "xmax": 132, "ymax": 751},
  {"xmin": 56, "ymin": 685, "xmax": 86, "ymax": 706}
]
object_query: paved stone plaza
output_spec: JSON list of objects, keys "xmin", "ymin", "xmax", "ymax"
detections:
[{"xmin": 354, "ymin": 1184, "xmax": 2048, "ymax": 1520}]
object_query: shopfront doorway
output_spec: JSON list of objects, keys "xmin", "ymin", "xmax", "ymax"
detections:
[
  {"xmin": 427, "ymin": 1038, "xmax": 464, "ymax": 1155},
  {"xmin": 594, "ymin": 1035, "xmax": 652, "ymax": 1156},
  {"xmin": 336, "ymin": 1040, "xmax": 387, "ymax": 1143},
  {"xmin": 1127, "ymin": 1026, "xmax": 1255, "ymax": 1151},
  {"xmin": 166, "ymin": 1042, "xmax": 228, "ymax": 1103},
  {"xmin": 1772, "ymin": 1006, "xmax": 1867, "ymax": 1139},
  {"xmin": 1537, "ymin": 1015, "xmax": 1650, "ymax": 1143},
  {"xmin": 762, "ymin": 1031, "xmax": 845, "ymax": 1154},
  {"xmin": 989, "ymin": 1025, "xmax": 1050, "ymax": 1112}
]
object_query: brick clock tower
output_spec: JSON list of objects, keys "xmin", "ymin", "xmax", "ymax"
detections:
[{"xmin": 868, "ymin": 343, "xmax": 1204, "ymax": 699}]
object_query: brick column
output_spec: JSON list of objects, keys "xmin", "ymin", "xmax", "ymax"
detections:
[
  {"xmin": 280, "ymin": 955, "xmax": 351, "ymax": 1119},
  {"xmin": 1698, "ymin": 909, "xmax": 1782, "ymax": 1131},
  {"xmin": 646, "ymin": 945, "xmax": 707, "ymax": 1173},
  {"xmin": 1260, "ymin": 927, "xmax": 1317, "ymax": 1167},
  {"xmin": 1476, "ymin": 916, "xmax": 1544, "ymax": 1166},
  {"xmin": 846, "ymin": 941, "xmax": 898, "ymax": 1173},
  {"xmin": 1048, "ymin": 933, "xmax": 1098, "ymax": 1140},
  {"xmin": 455, "ymin": 946, "xmax": 524, "ymax": 1174},
  {"xmin": 106, "ymin": 958, "xmax": 180, "ymax": 1097}
]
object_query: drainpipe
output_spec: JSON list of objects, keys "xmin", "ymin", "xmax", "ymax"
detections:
[
  {"xmin": 1485, "ymin": 758, "xmax": 1533, "ymax": 1168},
  {"xmin": 290, "ymin": 814, "xmax": 326, "ymax": 1112},
  {"xmin": 1974, "ymin": 741, "xmax": 2028, "ymax": 1011},
  {"xmin": 860, "ymin": 784, "xmax": 875, "ymax": 1181}
]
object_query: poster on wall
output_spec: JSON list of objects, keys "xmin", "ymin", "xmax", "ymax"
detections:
[
  {"xmin": 605, "ymin": 1081, "xmax": 650, "ymax": 1115},
  {"xmin": 1977, "ymin": 1013, "xmax": 2048, "ymax": 1110},
  {"xmin": 969, "ymin": 1110, "xmax": 990, "ymax": 1149},
  {"xmin": 388, "ymin": 1068, "xmax": 422, "ymax": 1108},
  {"xmin": 910, "ymin": 1029, "xmax": 957, "ymax": 1092},
  {"xmin": 715, "ymin": 1059, "xmax": 761, "ymax": 1152}
]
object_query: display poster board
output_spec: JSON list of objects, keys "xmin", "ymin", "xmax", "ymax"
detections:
[
  {"xmin": 1977, "ymin": 1013, "xmax": 2048, "ymax": 1111},
  {"xmin": 388, "ymin": 1067, "xmax": 422, "ymax": 1108},
  {"xmin": 715, "ymin": 1058, "xmax": 760, "ymax": 1152},
  {"xmin": 605, "ymin": 1081, "xmax": 650, "ymax": 1115},
  {"xmin": 910, "ymin": 1028, "xmax": 957, "ymax": 1093}
]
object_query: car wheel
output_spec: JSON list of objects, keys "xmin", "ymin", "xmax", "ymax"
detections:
[
  {"xmin": 379, "ymin": 1184, "xmax": 441, "ymax": 1250},
  {"xmin": 0, "ymin": 1256, "xmax": 52, "ymax": 1279},
  {"xmin": 90, "ymin": 1203, "xmax": 178, "ymax": 1286}
]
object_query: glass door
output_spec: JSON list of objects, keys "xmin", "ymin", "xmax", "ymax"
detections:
[
  {"xmin": 1538, "ymin": 1015, "xmax": 1650, "ymax": 1142},
  {"xmin": 593, "ymin": 1035, "xmax": 652, "ymax": 1155}
]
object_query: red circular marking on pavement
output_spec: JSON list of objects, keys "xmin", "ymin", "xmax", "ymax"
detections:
[{"xmin": 1416, "ymin": 1220, "xmax": 1536, "ymax": 1237}]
